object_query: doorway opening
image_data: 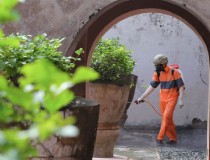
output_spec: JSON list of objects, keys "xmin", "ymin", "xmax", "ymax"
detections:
[{"xmin": 66, "ymin": 0, "xmax": 210, "ymax": 158}]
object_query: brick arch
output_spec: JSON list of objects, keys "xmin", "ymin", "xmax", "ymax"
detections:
[
  {"xmin": 68, "ymin": 1, "xmax": 210, "ymax": 157},
  {"xmin": 68, "ymin": 0, "xmax": 210, "ymax": 92}
]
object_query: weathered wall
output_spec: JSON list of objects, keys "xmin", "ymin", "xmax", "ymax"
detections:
[
  {"xmin": 3, "ymin": 0, "xmax": 116, "ymax": 54},
  {"xmin": 103, "ymin": 13, "xmax": 209, "ymax": 127},
  {"xmin": 3, "ymin": 0, "xmax": 210, "ymax": 55},
  {"xmin": 171, "ymin": 0, "xmax": 210, "ymax": 29}
]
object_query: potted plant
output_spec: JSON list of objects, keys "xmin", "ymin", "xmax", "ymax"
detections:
[
  {"xmin": 87, "ymin": 37, "xmax": 136, "ymax": 158},
  {"xmin": 0, "ymin": 33, "xmax": 100, "ymax": 160}
]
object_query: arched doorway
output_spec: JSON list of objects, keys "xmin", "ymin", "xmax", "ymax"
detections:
[
  {"xmin": 66, "ymin": 0, "xmax": 210, "ymax": 158},
  {"xmin": 103, "ymin": 12, "xmax": 209, "ymax": 130}
]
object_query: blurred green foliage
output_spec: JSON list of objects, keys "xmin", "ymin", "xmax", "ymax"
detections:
[
  {"xmin": 0, "ymin": 0, "xmax": 99, "ymax": 159},
  {"xmin": 0, "ymin": 0, "xmax": 20, "ymax": 24}
]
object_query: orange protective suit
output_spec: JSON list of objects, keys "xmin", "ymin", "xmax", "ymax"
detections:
[{"xmin": 150, "ymin": 66, "xmax": 184, "ymax": 141}]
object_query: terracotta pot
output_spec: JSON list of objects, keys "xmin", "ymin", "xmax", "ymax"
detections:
[
  {"xmin": 119, "ymin": 74, "xmax": 138, "ymax": 127},
  {"xmin": 87, "ymin": 82, "xmax": 130, "ymax": 158},
  {"xmin": 32, "ymin": 97, "xmax": 99, "ymax": 160}
]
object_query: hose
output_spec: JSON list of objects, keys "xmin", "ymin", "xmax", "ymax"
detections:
[
  {"xmin": 144, "ymin": 100, "xmax": 162, "ymax": 116},
  {"xmin": 130, "ymin": 100, "xmax": 162, "ymax": 116}
]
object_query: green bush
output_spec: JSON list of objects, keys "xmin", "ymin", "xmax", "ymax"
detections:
[
  {"xmin": 91, "ymin": 37, "xmax": 135, "ymax": 85},
  {"xmin": 0, "ymin": 33, "xmax": 82, "ymax": 86}
]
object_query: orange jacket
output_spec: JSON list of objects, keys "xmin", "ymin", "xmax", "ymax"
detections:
[{"xmin": 150, "ymin": 66, "xmax": 184, "ymax": 100}]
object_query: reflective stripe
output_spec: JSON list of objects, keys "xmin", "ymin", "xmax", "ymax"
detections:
[
  {"xmin": 159, "ymin": 78, "xmax": 184, "ymax": 89},
  {"xmin": 151, "ymin": 79, "xmax": 184, "ymax": 89},
  {"xmin": 150, "ymin": 81, "xmax": 160, "ymax": 88},
  {"xmin": 176, "ymin": 78, "xmax": 184, "ymax": 88},
  {"xmin": 160, "ymin": 80, "xmax": 176, "ymax": 89}
]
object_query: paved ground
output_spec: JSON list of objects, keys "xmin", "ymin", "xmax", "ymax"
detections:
[
  {"xmin": 113, "ymin": 127, "xmax": 207, "ymax": 160},
  {"xmin": 157, "ymin": 128, "xmax": 207, "ymax": 160}
]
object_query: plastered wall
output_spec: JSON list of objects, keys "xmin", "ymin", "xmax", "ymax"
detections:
[
  {"xmin": 3, "ymin": 0, "xmax": 116, "ymax": 54},
  {"xmin": 103, "ymin": 13, "xmax": 209, "ymax": 127},
  {"xmin": 4, "ymin": 0, "xmax": 210, "ymax": 56}
]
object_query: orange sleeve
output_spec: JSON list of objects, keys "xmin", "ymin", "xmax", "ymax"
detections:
[
  {"xmin": 150, "ymin": 72, "xmax": 160, "ymax": 88},
  {"xmin": 152, "ymin": 72, "xmax": 159, "ymax": 82}
]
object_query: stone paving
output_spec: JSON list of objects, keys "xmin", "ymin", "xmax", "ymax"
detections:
[
  {"xmin": 93, "ymin": 127, "xmax": 207, "ymax": 160},
  {"xmin": 113, "ymin": 128, "xmax": 160, "ymax": 160},
  {"xmin": 156, "ymin": 128, "xmax": 207, "ymax": 160}
]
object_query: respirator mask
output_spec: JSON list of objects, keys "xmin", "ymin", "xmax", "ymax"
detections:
[{"xmin": 155, "ymin": 64, "xmax": 165, "ymax": 73}]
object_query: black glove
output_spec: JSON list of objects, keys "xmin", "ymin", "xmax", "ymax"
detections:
[{"xmin": 134, "ymin": 99, "xmax": 144, "ymax": 104}]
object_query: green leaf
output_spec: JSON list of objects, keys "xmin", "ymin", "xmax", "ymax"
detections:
[
  {"xmin": 19, "ymin": 59, "xmax": 71, "ymax": 88},
  {"xmin": 0, "ymin": 37, "xmax": 20, "ymax": 47},
  {"xmin": 0, "ymin": 29, "xmax": 4, "ymax": 37},
  {"xmin": 36, "ymin": 113, "xmax": 71, "ymax": 140},
  {"xmin": 44, "ymin": 90, "xmax": 74, "ymax": 113},
  {"xmin": 0, "ymin": 76, "xmax": 8, "ymax": 89},
  {"xmin": 5, "ymin": 87, "xmax": 33, "ymax": 109},
  {"xmin": 75, "ymin": 48, "xmax": 83, "ymax": 56},
  {"xmin": 0, "ymin": 0, "xmax": 20, "ymax": 24},
  {"xmin": 71, "ymin": 66, "xmax": 100, "ymax": 84},
  {"xmin": 0, "ymin": 102, "xmax": 14, "ymax": 122}
]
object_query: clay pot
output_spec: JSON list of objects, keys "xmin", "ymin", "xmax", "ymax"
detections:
[
  {"xmin": 119, "ymin": 74, "xmax": 138, "ymax": 127},
  {"xmin": 32, "ymin": 97, "xmax": 99, "ymax": 160},
  {"xmin": 87, "ymin": 82, "xmax": 130, "ymax": 158}
]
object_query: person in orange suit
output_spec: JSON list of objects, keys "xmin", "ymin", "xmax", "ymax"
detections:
[{"xmin": 135, "ymin": 54, "xmax": 185, "ymax": 144}]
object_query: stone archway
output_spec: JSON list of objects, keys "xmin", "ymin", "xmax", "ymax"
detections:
[{"xmin": 66, "ymin": 0, "xmax": 210, "ymax": 158}]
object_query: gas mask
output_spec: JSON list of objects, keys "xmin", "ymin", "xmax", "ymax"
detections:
[{"xmin": 155, "ymin": 64, "xmax": 165, "ymax": 73}]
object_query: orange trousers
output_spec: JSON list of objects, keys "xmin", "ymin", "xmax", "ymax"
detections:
[{"xmin": 157, "ymin": 97, "xmax": 178, "ymax": 141}]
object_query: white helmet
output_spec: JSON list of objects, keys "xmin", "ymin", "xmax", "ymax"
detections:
[{"xmin": 153, "ymin": 54, "xmax": 168, "ymax": 65}]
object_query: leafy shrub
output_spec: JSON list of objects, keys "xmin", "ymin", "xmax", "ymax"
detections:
[
  {"xmin": 0, "ymin": 33, "xmax": 82, "ymax": 86},
  {"xmin": 91, "ymin": 37, "xmax": 135, "ymax": 85}
]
